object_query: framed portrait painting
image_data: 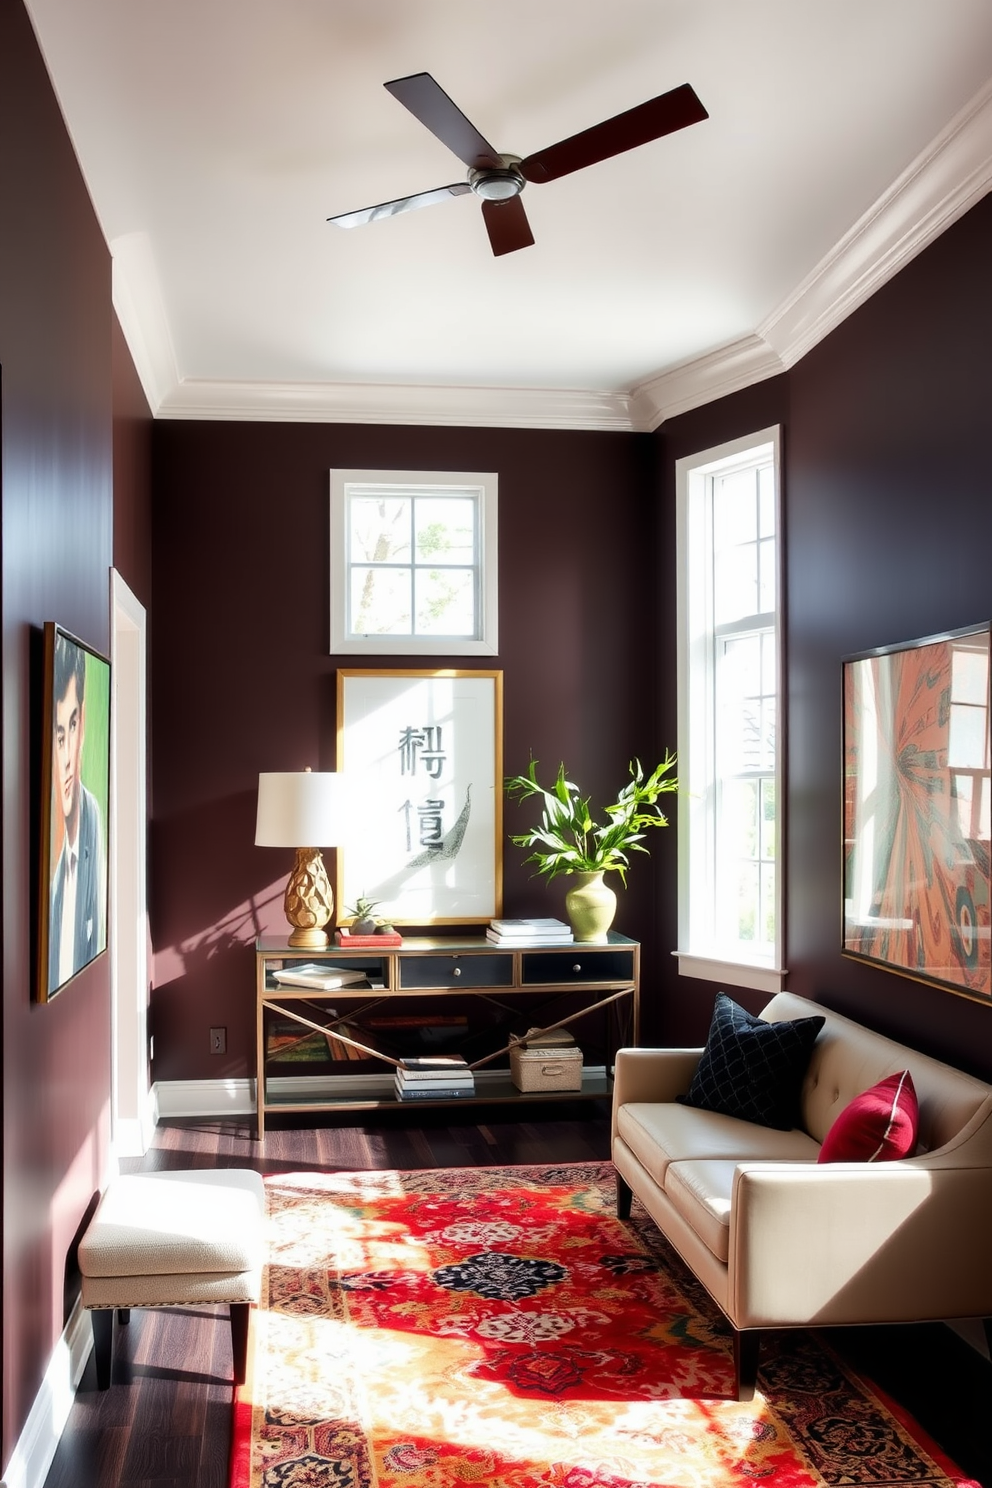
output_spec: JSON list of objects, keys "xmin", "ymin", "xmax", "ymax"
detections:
[
  {"xmin": 842, "ymin": 622, "xmax": 991, "ymax": 1003},
  {"xmin": 37, "ymin": 623, "xmax": 111, "ymax": 1001},
  {"xmin": 336, "ymin": 669, "xmax": 503, "ymax": 925}
]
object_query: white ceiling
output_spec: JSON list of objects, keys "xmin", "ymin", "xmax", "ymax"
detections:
[{"xmin": 23, "ymin": 0, "xmax": 992, "ymax": 430}]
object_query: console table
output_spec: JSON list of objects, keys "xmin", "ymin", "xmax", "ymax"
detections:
[{"xmin": 255, "ymin": 932, "xmax": 639, "ymax": 1138}]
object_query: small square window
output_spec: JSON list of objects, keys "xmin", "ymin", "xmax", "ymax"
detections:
[{"xmin": 330, "ymin": 470, "xmax": 498, "ymax": 656}]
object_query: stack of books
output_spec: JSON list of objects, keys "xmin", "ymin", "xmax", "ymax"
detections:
[
  {"xmin": 270, "ymin": 964, "xmax": 370, "ymax": 991},
  {"xmin": 486, "ymin": 917, "xmax": 573, "ymax": 946},
  {"xmin": 394, "ymin": 1055, "xmax": 476, "ymax": 1101},
  {"xmin": 335, "ymin": 927, "xmax": 403, "ymax": 947}
]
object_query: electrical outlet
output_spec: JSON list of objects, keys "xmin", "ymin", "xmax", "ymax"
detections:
[{"xmin": 209, "ymin": 1026, "xmax": 227, "ymax": 1055}]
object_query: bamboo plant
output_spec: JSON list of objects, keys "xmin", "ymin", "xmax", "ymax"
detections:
[{"xmin": 505, "ymin": 754, "xmax": 678, "ymax": 883}]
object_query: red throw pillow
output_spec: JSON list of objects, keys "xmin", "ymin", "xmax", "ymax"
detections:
[{"xmin": 818, "ymin": 1070, "xmax": 919, "ymax": 1163}]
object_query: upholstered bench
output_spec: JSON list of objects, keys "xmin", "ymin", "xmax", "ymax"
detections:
[{"xmin": 78, "ymin": 1168, "xmax": 266, "ymax": 1389}]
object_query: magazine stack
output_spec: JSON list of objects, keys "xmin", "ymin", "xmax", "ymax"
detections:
[
  {"xmin": 485, "ymin": 917, "xmax": 573, "ymax": 946},
  {"xmin": 394, "ymin": 1054, "xmax": 476, "ymax": 1101}
]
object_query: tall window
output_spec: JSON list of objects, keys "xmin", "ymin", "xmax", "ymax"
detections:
[
  {"xmin": 676, "ymin": 428, "xmax": 785, "ymax": 994},
  {"xmin": 330, "ymin": 470, "xmax": 498, "ymax": 656}
]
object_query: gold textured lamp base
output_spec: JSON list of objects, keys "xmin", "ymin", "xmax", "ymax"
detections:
[{"xmin": 283, "ymin": 847, "xmax": 334, "ymax": 948}]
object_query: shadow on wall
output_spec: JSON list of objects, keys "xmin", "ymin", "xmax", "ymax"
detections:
[{"xmin": 151, "ymin": 787, "xmax": 298, "ymax": 964}]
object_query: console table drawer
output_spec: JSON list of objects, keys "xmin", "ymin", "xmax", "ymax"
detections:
[
  {"xmin": 398, "ymin": 954, "xmax": 514, "ymax": 990},
  {"xmin": 520, "ymin": 949, "xmax": 636, "ymax": 985}
]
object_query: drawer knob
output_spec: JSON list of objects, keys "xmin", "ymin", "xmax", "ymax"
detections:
[
  {"xmin": 572, "ymin": 963, "xmax": 582, "ymax": 974},
  {"xmin": 453, "ymin": 966, "xmax": 462, "ymax": 977}
]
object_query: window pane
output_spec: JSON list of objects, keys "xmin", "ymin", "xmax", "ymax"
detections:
[
  {"xmin": 758, "ymin": 465, "xmax": 775, "ymax": 536},
  {"xmin": 414, "ymin": 497, "xmax": 476, "ymax": 566},
  {"xmin": 350, "ymin": 567, "xmax": 412, "ymax": 636},
  {"xmin": 761, "ymin": 778, "xmax": 776, "ymax": 860},
  {"xmin": 414, "ymin": 568, "xmax": 476, "ymax": 636},
  {"xmin": 713, "ymin": 470, "xmax": 757, "ymax": 544},
  {"xmin": 759, "ymin": 697, "xmax": 777, "ymax": 773},
  {"xmin": 723, "ymin": 778, "xmax": 759, "ymax": 858},
  {"xmin": 714, "ymin": 543, "xmax": 758, "ymax": 625},
  {"xmin": 758, "ymin": 536, "xmax": 776, "ymax": 613},
  {"xmin": 761, "ymin": 862, "xmax": 776, "ymax": 944},
  {"xmin": 350, "ymin": 496, "xmax": 411, "ymax": 563},
  {"xmin": 730, "ymin": 863, "xmax": 758, "ymax": 942}
]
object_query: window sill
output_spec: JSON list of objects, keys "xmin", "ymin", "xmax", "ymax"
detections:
[
  {"xmin": 672, "ymin": 951, "xmax": 787, "ymax": 997},
  {"xmin": 330, "ymin": 635, "xmax": 498, "ymax": 657}
]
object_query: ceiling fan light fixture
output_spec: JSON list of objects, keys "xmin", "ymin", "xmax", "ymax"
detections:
[{"xmin": 468, "ymin": 158, "xmax": 525, "ymax": 202}]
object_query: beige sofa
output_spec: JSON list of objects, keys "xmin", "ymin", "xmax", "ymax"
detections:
[{"xmin": 612, "ymin": 991, "xmax": 992, "ymax": 1398}]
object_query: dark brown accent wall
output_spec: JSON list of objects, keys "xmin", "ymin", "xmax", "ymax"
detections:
[
  {"xmin": 149, "ymin": 422, "xmax": 666, "ymax": 1078},
  {"xmin": 0, "ymin": 1, "xmax": 152, "ymax": 1463},
  {"xmin": 659, "ymin": 195, "xmax": 992, "ymax": 1073},
  {"xmin": 782, "ymin": 192, "xmax": 992, "ymax": 1072}
]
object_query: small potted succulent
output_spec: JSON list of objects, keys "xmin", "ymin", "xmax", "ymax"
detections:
[{"xmin": 345, "ymin": 894, "xmax": 382, "ymax": 935}]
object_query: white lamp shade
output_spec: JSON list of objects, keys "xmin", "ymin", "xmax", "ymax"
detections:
[{"xmin": 255, "ymin": 771, "xmax": 349, "ymax": 847}]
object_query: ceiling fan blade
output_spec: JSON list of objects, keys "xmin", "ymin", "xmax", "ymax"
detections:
[
  {"xmin": 385, "ymin": 72, "xmax": 503, "ymax": 170},
  {"xmin": 328, "ymin": 181, "xmax": 471, "ymax": 229},
  {"xmin": 520, "ymin": 82, "xmax": 708, "ymax": 184},
  {"xmin": 481, "ymin": 196, "xmax": 535, "ymax": 257}
]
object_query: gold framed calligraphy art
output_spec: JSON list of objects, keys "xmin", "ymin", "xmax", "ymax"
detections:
[{"xmin": 335, "ymin": 669, "xmax": 503, "ymax": 925}]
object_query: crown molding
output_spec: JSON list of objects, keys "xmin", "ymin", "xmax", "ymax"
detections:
[
  {"xmin": 760, "ymin": 73, "xmax": 992, "ymax": 371},
  {"xmin": 627, "ymin": 335, "xmax": 786, "ymax": 431},
  {"xmin": 114, "ymin": 79, "xmax": 992, "ymax": 433},
  {"xmin": 110, "ymin": 232, "xmax": 180, "ymax": 414},
  {"xmin": 635, "ymin": 75, "xmax": 992, "ymax": 430},
  {"xmin": 154, "ymin": 377, "xmax": 637, "ymax": 430}
]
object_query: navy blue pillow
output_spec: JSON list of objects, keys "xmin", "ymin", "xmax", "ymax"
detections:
[{"xmin": 678, "ymin": 992, "xmax": 825, "ymax": 1131}]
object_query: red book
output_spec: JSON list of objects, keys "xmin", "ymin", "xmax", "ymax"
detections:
[{"xmin": 334, "ymin": 928, "xmax": 403, "ymax": 947}]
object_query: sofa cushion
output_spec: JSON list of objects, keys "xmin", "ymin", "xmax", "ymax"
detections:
[
  {"xmin": 665, "ymin": 1161, "xmax": 739, "ymax": 1262},
  {"xmin": 679, "ymin": 992, "xmax": 825, "ymax": 1131},
  {"xmin": 818, "ymin": 1070, "xmax": 919, "ymax": 1163},
  {"xmin": 616, "ymin": 1101, "xmax": 820, "ymax": 1191}
]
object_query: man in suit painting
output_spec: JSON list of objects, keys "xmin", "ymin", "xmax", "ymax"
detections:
[{"xmin": 49, "ymin": 634, "xmax": 106, "ymax": 995}]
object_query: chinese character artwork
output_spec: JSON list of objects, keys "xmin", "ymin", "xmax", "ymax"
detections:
[{"xmin": 337, "ymin": 671, "xmax": 502, "ymax": 923}]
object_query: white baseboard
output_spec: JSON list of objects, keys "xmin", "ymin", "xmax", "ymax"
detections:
[
  {"xmin": 1, "ymin": 1298, "xmax": 92, "ymax": 1488},
  {"xmin": 154, "ymin": 1077, "xmax": 256, "ymax": 1118}
]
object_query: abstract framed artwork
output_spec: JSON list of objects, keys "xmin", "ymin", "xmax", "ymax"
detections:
[
  {"xmin": 335, "ymin": 669, "xmax": 503, "ymax": 925},
  {"xmin": 843, "ymin": 622, "xmax": 991, "ymax": 1003},
  {"xmin": 37, "ymin": 622, "xmax": 111, "ymax": 1001}
]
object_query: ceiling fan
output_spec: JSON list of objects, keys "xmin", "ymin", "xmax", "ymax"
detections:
[{"xmin": 328, "ymin": 71, "xmax": 708, "ymax": 257}]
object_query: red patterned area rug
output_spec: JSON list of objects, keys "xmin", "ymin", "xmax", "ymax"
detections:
[{"xmin": 230, "ymin": 1161, "xmax": 975, "ymax": 1487}]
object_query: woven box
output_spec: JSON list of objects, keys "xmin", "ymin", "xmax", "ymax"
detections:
[{"xmin": 509, "ymin": 1027, "xmax": 583, "ymax": 1092}]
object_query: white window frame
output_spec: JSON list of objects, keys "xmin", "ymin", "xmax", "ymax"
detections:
[
  {"xmin": 329, "ymin": 469, "xmax": 498, "ymax": 657},
  {"xmin": 674, "ymin": 426, "xmax": 786, "ymax": 995}
]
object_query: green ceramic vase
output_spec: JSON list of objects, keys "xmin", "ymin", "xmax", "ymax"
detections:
[{"xmin": 564, "ymin": 870, "xmax": 617, "ymax": 941}]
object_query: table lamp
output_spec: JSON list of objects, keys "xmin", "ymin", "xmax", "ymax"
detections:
[{"xmin": 255, "ymin": 768, "xmax": 348, "ymax": 947}]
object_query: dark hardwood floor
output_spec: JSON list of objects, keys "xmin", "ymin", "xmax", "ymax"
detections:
[{"xmin": 44, "ymin": 1104, "xmax": 992, "ymax": 1488}]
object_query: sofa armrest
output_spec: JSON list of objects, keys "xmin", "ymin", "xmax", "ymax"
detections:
[
  {"xmin": 611, "ymin": 1048, "xmax": 703, "ymax": 1145},
  {"xmin": 613, "ymin": 1047, "xmax": 703, "ymax": 1105},
  {"xmin": 728, "ymin": 1159, "xmax": 992, "ymax": 1328}
]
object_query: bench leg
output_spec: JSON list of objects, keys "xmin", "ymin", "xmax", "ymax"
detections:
[
  {"xmin": 733, "ymin": 1328, "xmax": 760, "ymax": 1402},
  {"xmin": 230, "ymin": 1303, "xmax": 251, "ymax": 1384},
  {"xmin": 616, "ymin": 1172, "xmax": 633, "ymax": 1220},
  {"xmin": 91, "ymin": 1309, "xmax": 114, "ymax": 1391},
  {"xmin": 117, "ymin": 1308, "xmax": 130, "ymax": 1324}
]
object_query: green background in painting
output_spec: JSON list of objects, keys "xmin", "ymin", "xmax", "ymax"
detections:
[{"xmin": 81, "ymin": 648, "xmax": 111, "ymax": 825}]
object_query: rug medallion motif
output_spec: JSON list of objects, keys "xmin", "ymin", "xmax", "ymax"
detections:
[{"xmin": 230, "ymin": 1161, "xmax": 975, "ymax": 1487}]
